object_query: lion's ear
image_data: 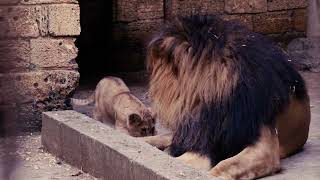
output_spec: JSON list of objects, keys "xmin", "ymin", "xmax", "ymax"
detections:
[{"xmin": 128, "ymin": 113, "xmax": 142, "ymax": 126}]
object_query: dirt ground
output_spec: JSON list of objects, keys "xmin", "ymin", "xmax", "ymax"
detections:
[
  {"xmin": 0, "ymin": 134, "xmax": 97, "ymax": 180},
  {"xmin": 0, "ymin": 71, "xmax": 319, "ymax": 179}
]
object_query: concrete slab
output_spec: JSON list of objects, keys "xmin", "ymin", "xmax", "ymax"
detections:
[{"xmin": 41, "ymin": 110, "xmax": 216, "ymax": 180}]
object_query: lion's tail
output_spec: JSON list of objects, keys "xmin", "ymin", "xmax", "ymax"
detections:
[{"xmin": 70, "ymin": 93, "xmax": 95, "ymax": 106}]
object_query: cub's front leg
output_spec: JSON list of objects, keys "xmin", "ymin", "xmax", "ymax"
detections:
[{"xmin": 138, "ymin": 133, "xmax": 173, "ymax": 150}]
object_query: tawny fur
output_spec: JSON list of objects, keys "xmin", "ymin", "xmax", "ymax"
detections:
[
  {"xmin": 148, "ymin": 37, "xmax": 238, "ymax": 130},
  {"xmin": 71, "ymin": 77, "xmax": 156, "ymax": 137},
  {"xmin": 143, "ymin": 15, "xmax": 311, "ymax": 179}
]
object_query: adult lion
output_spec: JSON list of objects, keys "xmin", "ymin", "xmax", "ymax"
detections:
[{"xmin": 142, "ymin": 15, "xmax": 311, "ymax": 179}]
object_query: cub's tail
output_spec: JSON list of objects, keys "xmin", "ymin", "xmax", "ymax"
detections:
[{"xmin": 70, "ymin": 93, "xmax": 95, "ymax": 106}]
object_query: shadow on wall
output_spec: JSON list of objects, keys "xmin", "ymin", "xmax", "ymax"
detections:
[
  {"xmin": 0, "ymin": 25, "xmax": 18, "ymax": 180},
  {"xmin": 76, "ymin": 0, "xmax": 145, "ymax": 83}
]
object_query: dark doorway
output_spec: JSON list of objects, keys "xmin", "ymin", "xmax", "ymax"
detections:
[{"xmin": 75, "ymin": 0, "xmax": 147, "ymax": 85}]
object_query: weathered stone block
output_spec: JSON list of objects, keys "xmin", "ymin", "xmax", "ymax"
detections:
[
  {"xmin": 48, "ymin": 4, "xmax": 80, "ymax": 36},
  {"xmin": 114, "ymin": 0, "xmax": 163, "ymax": 22},
  {"xmin": 225, "ymin": 0, "xmax": 267, "ymax": 14},
  {"xmin": 287, "ymin": 38, "xmax": 320, "ymax": 72},
  {"xmin": 41, "ymin": 112, "xmax": 62, "ymax": 156},
  {"xmin": 114, "ymin": 0, "xmax": 136, "ymax": 22},
  {"xmin": 171, "ymin": 0, "xmax": 224, "ymax": 17},
  {"xmin": 0, "ymin": 0, "xmax": 20, "ymax": 4},
  {"xmin": 267, "ymin": 0, "xmax": 308, "ymax": 11},
  {"xmin": 253, "ymin": 11, "xmax": 292, "ymax": 34},
  {"xmin": 0, "ymin": 6, "xmax": 40, "ymax": 38},
  {"xmin": 60, "ymin": 123, "xmax": 82, "ymax": 168},
  {"xmin": 80, "ymin": 134, "xmax": 107, "ymax": 178},
  {"xmin": 30, "ymin": 38, "xmax": 78, "ymax": 69},
  {"xmin": 222, "ymin": 14, "xmax": 253, "ymax": 30},
  {"xmin": 0, "ymin": 70, "xmax": 79, "ymax": 105},
  {"xmin": 112, "ymin": 19, "xmax": 163, "ymax": 71},
  {"xmin": 0, "ymin": 40, "xmax": 31, "ymax": 72},
  {"xmin": 21, "ymin": 0, "xmax": 78, "ymax": 4},
  {"xmin": 35, "ymin": 5, "xmax": 49, "ymax": 36},
  {"xmin": 42, "ymin": 110, "xmax": 217, "ymax": 180},
  {"xmin": 137, "ymin": 0, "xmax": 163, "ymax": 20},
  {"xmin": 126, "ymin": 19, "xmax": 163, "ymax": 42},
  {"xmin": 293, "ymin": 9, "xmax": 307, "ymax": 32}
]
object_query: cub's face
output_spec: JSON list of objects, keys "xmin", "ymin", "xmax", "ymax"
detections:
[{"xmin": 126, "ymin": 111, "xmax": 156, "ymax": 137}]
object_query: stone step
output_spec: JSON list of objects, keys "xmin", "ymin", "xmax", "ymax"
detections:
[{"xmin": 41, "ymin": 110, "xmax": 216, "ymax": 180}]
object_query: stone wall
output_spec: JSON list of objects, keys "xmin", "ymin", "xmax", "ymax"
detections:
[
  {"xmin": 110, "ymin": 0, "xmax": 308, "ymax": 71},
  {"xmin": 0, "ymin": 0, "xmax": 80, "ymax": 131},
  {"xmin": 113, "ymin": 0, "xmax": 307, "ymax": 35}
]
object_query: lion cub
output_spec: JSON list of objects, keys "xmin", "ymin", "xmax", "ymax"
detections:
[{"xmin": 71, "ymin": 76, "xmax": 156, "ymax": 137}]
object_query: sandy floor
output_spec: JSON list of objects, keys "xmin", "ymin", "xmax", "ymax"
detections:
[
  {"xmin": 0, "ymin": 134, "xmax": 97, "ymax": 180},
  {"xmin": 1, "ymin": 71, "xmax": 319, "ymax": 179}
]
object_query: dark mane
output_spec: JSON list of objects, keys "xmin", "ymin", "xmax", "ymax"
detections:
[{"xmin": 147, "ymin": 15, "xmax": 308, "ymax": 165}]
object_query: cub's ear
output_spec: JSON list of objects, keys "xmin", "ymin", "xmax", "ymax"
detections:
[{"xmin": 128, "ymin": 113, "xmax": 142, "ymax": 126}]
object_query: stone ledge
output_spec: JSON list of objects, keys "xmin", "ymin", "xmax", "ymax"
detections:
[{"xmin": 41, "ymin": 110, "xmax": 217, "ymax": 180}]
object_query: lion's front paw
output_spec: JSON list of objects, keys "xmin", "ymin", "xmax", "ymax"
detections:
[{"xmin": 210, "ymin": 167, "xmax": 234, "ymax": 180}]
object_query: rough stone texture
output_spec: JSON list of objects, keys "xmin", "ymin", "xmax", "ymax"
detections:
[
  {"xmin": 35, "ymin": 5, "xmax": 49, "ymax": 36},
  {"xmin": 114, "ymin": 0, "xmax": 163, "ymax": 22},
  {"xmin": 267, "ymin": 0, "xmax": 308, "ymax": 11},
  {"xmin": 0, "ymin": 0, "xmax": 19, "ymax": 4},
  {"xmin": 0, "ymin": 70, "xmax": 79, "ymax": 130},
  {"xmin": 126, "ymin": 19, "xmax": 163, "ymax": 42},
  {"xmin": 0, "ymin": 70, "xmax": 79, "ymax": 105},
  {"xmin": 113, "ymin": 0, "xmax": 137, "ymax": 22},
  {"xmin": 30, "ymin": 38, "xmax": 78, "ymax": 69},
  {"xmin": 293, "ymin": 9, "xmax": 307, "ymax": 32},
  {"xmin": 171, "ymin": 0, "xmax": 224, "ymax": 17},
  {"xmin": 308, "ymin": 0, "xmax": 320, "ymax": 37},
  {"xmin": 225, "ymin": 0, "xmax": 267, "ymax": 14},
  {"xmin": 287, "ymin": 38, "xmax": 320, "ymax": 72},
  {"xmin": 42, "ymin": 110, "xmax": 217, "ymax": 180},
  {"xmin": 21, "ymin": 0, "xmax": 78, "ymax": 4},
  {"xmin": 0, "ymin": 5, "xmax": 40, "ymax": 38},
  {"xmin": 111, "ymin": 19, "xmax": 163, "ymax": 71},
  {"xmin": 48, "ymin": 4, "xmax": 80, "ymax": 36},
  {"xmin": 253, "ymin": 11, "xmax": 292, "ymax": 34},
  {"xmin": 222, "ymin": 14, "xmax": 253, "ymax": 30},
  {"xmin": 0, "ymin": 40, "xmax": 31, "ymax": 73},
  {"xmin": 136, "ymin": 0, "xmax": 163, "ymax": 21}
]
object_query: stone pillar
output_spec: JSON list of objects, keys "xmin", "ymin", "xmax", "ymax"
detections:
[
  {"xmin": 308, "ymin": 0, "xmax": 320, "ymax": 37},
  {"xmin": 0, "ymin": 0, "xmax": 80, "ymax": 131}
]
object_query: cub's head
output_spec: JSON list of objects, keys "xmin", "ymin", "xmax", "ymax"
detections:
[{"xmin": 126, "ymin": 109, "xmax": 156, "ymax": 137}]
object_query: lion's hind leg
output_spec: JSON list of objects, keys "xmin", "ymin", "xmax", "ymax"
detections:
[{"xmin": 209, "ymin": 126, "xmax": 281, "ymax": 180}]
